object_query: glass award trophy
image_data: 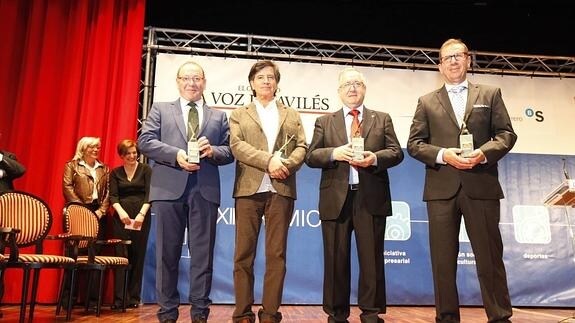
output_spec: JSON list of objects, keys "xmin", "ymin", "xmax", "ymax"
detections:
[
  {"xmin": 274, "ymin": 134, "xmax": 295, "ymax": 159},
  {"xmin": 351, "ymin": 136, "xmax": 364, "ymax": 161},
  {"xmin": 187, "ymin": 137, "xmax": 200, "ymax": 163},
  {"xmin": 459, "ymin": 121, "xmax": 474, "ymax": 158}
]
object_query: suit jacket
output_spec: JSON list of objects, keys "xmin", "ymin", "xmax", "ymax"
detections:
[
  {"xmin": 306, "ymin": 107, "xmax": 403, "ymax": 220},
  {"xmin": 138, "ymin": 99, "xmax": 234, "ymax": 204},
  {"xmin": 407, "ymin": 82, "xmax": 517, "ymax": 201},
  {"xmin": 0, "ymin": 150, "xmax": 26, "ymax": 193},
  {"xmin": 229, "ymin": 100, "xmax": 307, "ymax": 199}
]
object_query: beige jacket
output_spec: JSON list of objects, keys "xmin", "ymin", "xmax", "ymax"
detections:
[
  {"xmin": 229, "ymin": 100, "xmax": 307, "ymax": 199},
  {"xmin": 62, "ymin": 159, "xmax": 110, "ymax": 215}
]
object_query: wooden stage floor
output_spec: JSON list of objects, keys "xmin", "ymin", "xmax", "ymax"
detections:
[{"xmin": 1, "ymin": 304, "xmax": 575, "ymax": 322}]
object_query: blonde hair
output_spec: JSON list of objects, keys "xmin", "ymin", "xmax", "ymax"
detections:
[
  {"xmin": 439, "ymin": 38, "xmax": 469, "ymax": 58},
  {"xmin": 73, "ymin": 137, "xmax": 101, "ymax": 160}
]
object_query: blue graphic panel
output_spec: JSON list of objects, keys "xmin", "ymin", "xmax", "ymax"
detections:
[{"xmin": 141, "ymin": 152, "xmax": 575, "ymax": 307}]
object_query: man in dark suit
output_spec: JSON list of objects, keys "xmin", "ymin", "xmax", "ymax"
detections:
[
  {"xmin": 0, "ymin": 149, "xmax": 26, "ymax": 193},
  {"xmin": 138, "ymin": 61, "xmax": 234, "ymax": 323},
  {"xmin": 407, "ymin": 39, "xmax": 517, "ymax": 323},
  {"xmin": 306, "ymin": 67, "xmax": 403, "ymax": 323}
]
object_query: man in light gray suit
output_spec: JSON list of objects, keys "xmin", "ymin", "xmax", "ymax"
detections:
[{"xmin": 138, "ymin": 61, "xmax": 234, "ymax": 323}]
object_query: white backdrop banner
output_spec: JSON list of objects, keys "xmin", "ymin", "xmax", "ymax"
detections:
[
  {"xmin": 153, "ymin": 54, "xmax": 575, "ymax": 155},
  {"xmin": 141, "ymin": 53, "xmax": 575, "ymax": 306}
]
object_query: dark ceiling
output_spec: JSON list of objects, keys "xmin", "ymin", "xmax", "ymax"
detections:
[{"xmin": 145, "ymin": 0, "xmax": 574, "ymax": 57}]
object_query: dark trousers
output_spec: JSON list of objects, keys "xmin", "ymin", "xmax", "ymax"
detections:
[
  {"xmin": 155, "ymin": 177, "xmax": 218, "ymax": 322},
  {"xmin": 427, "ymin": 189, "xmax": 512, "ymax": 323},
  {"xmin": 232, "ymin": 192, "xmax": 294, "ymax": 322},
  {"xmin": 112, "ymin": 214, "xmax": 151, "ymax": 306},
  {"xmin": 322, "ymin": 189, "xmax": 387, "ymax": 323}
]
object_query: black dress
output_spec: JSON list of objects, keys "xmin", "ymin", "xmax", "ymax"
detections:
[{"xmin": 109, "ymin": 162, "xmax": 152, "ymax": 307}]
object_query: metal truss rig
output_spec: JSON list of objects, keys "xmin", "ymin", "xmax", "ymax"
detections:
[{"xmin": 143, "ymin": 27, "xmax": 575, "ymax": 78}]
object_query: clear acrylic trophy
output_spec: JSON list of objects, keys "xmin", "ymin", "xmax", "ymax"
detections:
[
  {"xmin": 187, "ymin": 137, "xmax": 200, "ymax": 163},
  {"xmin": 274, "ymin": 134, "xmax": 295, "ymax": 159},
  {"xmin": 351, "ymin": 118, "xmax": 364, "ymax": 161},
  {"xmin": 351, "ymin": 137, "xmax": 364, "ymax": 161},
  {"xmin": 459, "ymin": 122, "xmax": 474, "ymax": 158}
]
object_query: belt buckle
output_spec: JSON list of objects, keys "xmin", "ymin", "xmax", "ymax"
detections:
[{"xmin": 349, "ymin": 184, "xmax": 359, "ymax": 191}]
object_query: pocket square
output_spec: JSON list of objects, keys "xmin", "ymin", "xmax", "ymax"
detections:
[{"xmin": 473, "ymin": 104, "xmax": 490, "ymax": 108}]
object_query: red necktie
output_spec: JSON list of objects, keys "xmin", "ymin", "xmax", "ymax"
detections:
[{"xmin": 349, "ymin": 109, "xmax": 360, "ymax": 138}]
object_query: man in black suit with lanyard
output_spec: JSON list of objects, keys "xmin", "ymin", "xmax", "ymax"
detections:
[{"xmin": 407, "ymin": 38, "xmax": 517, "ymax": 323}]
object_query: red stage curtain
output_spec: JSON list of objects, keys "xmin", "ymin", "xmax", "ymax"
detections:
[{"xmin": 0, "ymin": 0, "xmax": 145, "ymax": 303}]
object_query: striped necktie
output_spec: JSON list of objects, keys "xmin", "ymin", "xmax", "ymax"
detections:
[
  {"xmin": 450, "ymin": 85, "xmax": 466, "ymax": 127},
  {"xmin": 349, "ymin": 109, "xmax": 361, "ymax": 138},
  {"xmin": 187, "ymin": 102, "xmax": 198, "ymax": 141}
]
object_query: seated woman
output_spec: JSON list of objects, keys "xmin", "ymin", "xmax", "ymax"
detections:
[
  {"xmin": 63, "ymin": 136, "xmax": 110, "ymax": 217},
  {"xmin": 62, "ymin": 136, "xmax": 110, "ymax": 308}
]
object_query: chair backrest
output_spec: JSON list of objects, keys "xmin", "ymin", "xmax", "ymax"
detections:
[
  {"xmin": 63, "ymin": 203, "xmax": 99, "ymax": 249},
  {"xmin": 0, "ymin": 191, "xmax": 52, "ymax": 250}
]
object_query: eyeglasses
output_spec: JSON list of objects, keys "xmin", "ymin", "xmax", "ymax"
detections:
[
  {"xmin": 177, "ymin": 76, "xmax": 204, "ymax": 83},
  {"xmin": 340, "ymin": 81, "xmax": 365, "ymax": 90},
  {"xmin": 440, "ymin": 52, "xmax": 469, "ymax": 64}
]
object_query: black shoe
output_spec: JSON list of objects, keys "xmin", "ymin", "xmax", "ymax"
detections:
[
  {"xmin": 87, "ymin": 301, "xmax": 99, "ymax": 312},
  {"xmin": 127, "ymin": 303, "xmax": 139, "ymax": 308},
  {"xmin": 111, "ymin": 304, "xmax": 123, "ymax": 311}
]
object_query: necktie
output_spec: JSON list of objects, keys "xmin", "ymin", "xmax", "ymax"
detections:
[
  {"xmin": 187, "ymin": 102, "xmax": 199, "ymax": 141},
  {"xmin": 349, "ymin": 109, "xmax": 361, "ymax": 138},
  {"xmin": 450, "ymin": 85, "xmax": 466, "ymax": 127}
]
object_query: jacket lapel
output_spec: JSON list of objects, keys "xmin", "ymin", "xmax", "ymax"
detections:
[
  {"xmin": 361, "ymin": 107, "xmax": 375, "ymax": 138},
  {"xmin": 277, "ymin": 101, "xmax": 288, "ymax": 129},
  {"xmin": 275, "ymin": 101, "xmax": 289, "ymax": 150},
  {"xmin": 464, "ymin": 82, "xmax": 480, "ymax": 123},
  {"xmin": 171, "ymin": 100, "xmax": 187, "ymax": 141},
  {"xmin": 245, "ymin": 102, "xmax": 263, "ymax": 130},
  {"xmin": 198, "ymin": 103, "xmax": 212, "ymax": 137},
  {"xmin": 437, "ymin": 86, "xmax": 459, "ymax": 128},
  {"xmin": 331, "ymin": 109, "xmax": 348, "ymax": 144}
]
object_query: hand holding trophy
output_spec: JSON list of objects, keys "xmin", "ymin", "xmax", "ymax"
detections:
[{"xmin": 273, "ymin": 134, "xmax": 295, "ymax": 160}]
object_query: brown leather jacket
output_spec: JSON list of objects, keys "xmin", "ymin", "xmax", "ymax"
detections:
[{"xmin": 62, "ymin": 159, "xmax": 110, "ymax": 216}]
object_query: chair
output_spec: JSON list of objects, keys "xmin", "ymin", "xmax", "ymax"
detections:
[
  {"xmin": 0, "ymin": 191, "xmax": 77, "ymax": 323},
  {"xmin": 0, "ymin": 227, "xmax": 9, "ymax": 319},
  {"xmin": 57, "ymin": 202, "xmax": 130, "ymax": 317}
]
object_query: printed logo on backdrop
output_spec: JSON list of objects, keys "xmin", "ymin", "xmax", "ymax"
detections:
[
  {"xmin": 523, "ymin": 107, "xmax": 545, "ymax": 122},
  {"xmin": 216, "ymin": 207, "xmax": 321, "ymax": 228},
  {"xmin": 210, "ymin": 86, "xmax": 331, "ymax": 113},
  {"xmin": 218, "ymin": 202, "xmax": 410, "ymax": 232},
  {"xmin": 385, "ymin": 201, "xmax": 411, "ymax": 241},
  {"xmin": 512, "ymin": 205, "xmax": 554, "ymax": 262},
  {"xmin": 512, "ymin": 205, "xmax": 552, "ymax": 244},
  {"xmin": 511, "ymin": 106, "xmax": 545, "ymax": 123}
]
